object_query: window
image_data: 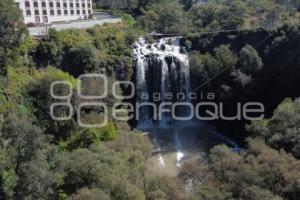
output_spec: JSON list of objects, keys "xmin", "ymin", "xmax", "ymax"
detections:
[
  {"xmin": 63, "ymin": 3, "xmax": 67, "ymax": 8},
  {"xmin": 43, "ymin": 10, "xmax": 47, "ymax": 15},
  {"xmin": 49, "ymin": 2, "xmax": 54, "ymax": 7},
  {"xmin": 57, "ymin": 10, "xmax": 61, "ymax": 15},
  {"xmin": 82, "ymin": 10, "xmax": 86, "ymax": 14},
  {"xmin": 70, "ymin": 10, "xmax": 74, "ymax": 15},
  {"xmin": 76, "ymin": 3, "xmax": 79, "ymax": 8},
  {"xmin": 42, "ymin": 2, "xmax": 46, "ymax": 7},
  {"xmin": 34, "ymin": 10, "xmax": 39, "ymax": 15},
  {"xmin": 25, "ymin": 1, "xmax": 30, "ymax": 7},
  {"xmin": 70, "ymin": 3, "xmax": 74, "ymax": 8},
  {"xmin": 56, "ymin": 2, "xmax": 60, "ymax": 8},
  {"xmin": 76, "ymin": 10, "xmax": 80, "ymax": 15},
  {"xmin": 88, "ymin": 10, "xmax": 91, "ymax": 14},
  {"xmin": 50, "ymin": 10, "xmax": 55, "ymax": 15},
  {"xmin": 82, "ymin": 3, "xmax": 85, "ymax": 8},
  {"xmin": 26, "ymin": 10, "xmax": 31, "ymax": 16},
  {"xmin": 33, "ymin": 2, "xmax": 38, "ymax": 7},
  {"xmin": 43, "ymin": 16, "xmax": 48, "ymax": 23},
  {"xmin": 35, "ymin": 16, "xmax": 40, "ymax": 23},
  {"xmin": 64, "ymin": 10, "xmax": 68, "ymax": 15},
  {"xmin": 88, "ymin": 3, "xmax": 91, "ymax": 8}
]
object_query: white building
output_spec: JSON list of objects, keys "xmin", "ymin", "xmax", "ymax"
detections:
[{"xmin": 15, "ymin": 0, "xmax": 93, "ymax": 24}]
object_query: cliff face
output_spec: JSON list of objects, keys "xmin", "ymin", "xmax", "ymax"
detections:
[{"xmin": 95, "ymin": 0, "xmax": 138, "ymax": 9}]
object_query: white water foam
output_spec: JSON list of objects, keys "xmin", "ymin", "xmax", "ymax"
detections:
[
  {"xmin": 174, "ymin": 129, "xmax": 184, "ymax": 167},
  {"xmin": 134, "ymin": 36, "xmax": 190, "ymax": 168}
]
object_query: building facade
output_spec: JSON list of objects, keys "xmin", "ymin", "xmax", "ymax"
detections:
[{"xmin": 15, "ymin": 0, "xmax": 93, "ymax": 24}]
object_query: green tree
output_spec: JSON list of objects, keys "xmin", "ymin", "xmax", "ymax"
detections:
[
  {"xmin": 0, "ymin": 0, "xmax": 27, "ymax": 75},
  {"xmin": 187, "ymin": 1, "xmax": 246, "ymax": 34},
  {"xmin": 27, "ymin": 67, "xmax": 77, "ymax": 140},
  {"xmin": 61, "ymin": 46, "xmax": 99, "ymax": 77},
  {"xmin": 138, "ymin": 1, "xmax": 184, "ymax": 33},
  {"xmin": 247, "ymin": 97, "xmax": 300, "ymax": 158},
  {"xmin": 218, "ymin": 139, "xmax": 299, "ymax": 199},
  {"xmin": 182, "ymin": 0, "xmax": 194, "ymax": 10},
  {"xmin": 190, "ymin": 45, "xmax": 236, "ymax": 88},
  {"xmin": 99, "ymin": 123, "xmax": 118, "ymax": 141},
  {"xmin": 189, "ymin": 139, "xmax": 300, "ymax": 200},
  {"xmin": 145, "ymin": 176, "xmax": 186, "ymax": 200},
  {"xmin": 61, "ymin": 145, "xmax": 145, "ymax": 199},
  {"xmin": 65, "ymin": 123, "xmax": 118, "ymax": 150},
  {"xmin": 230, "ymin": 44, "xmax": 263, "ymax": 87},
  {"xmin": 0, "ymin": 114, "xmax": 57, "ymax": 199},
  {"xmin": 193, "ymin": 185, "xmax": 233, "ymax": 200},
  {"xmin": 34, "ymin": 39, "xmax": 62, "ymax": 68},
  {"xmin": 68, "ymin": 187, "xmax": 111, "ymax": 200},
  {"xmin": 218, "ymin": 1, "xmax": 246, "ymax": 30},
  {"xmin": 238, "ymin": 44, "xmax": 263, "ymax": 75}
]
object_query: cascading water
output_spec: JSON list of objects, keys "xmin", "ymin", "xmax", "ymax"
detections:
[
  {"xmin": 134, "ymin": 36, "xmax": 240, "ymax": 171},
  {"xmin": 134, "ymin": 36, "xmax": 190, "ymax": 168},
  {"xmin": 134, "ymin": 37, "xmax": 191, "ymax": 127}
]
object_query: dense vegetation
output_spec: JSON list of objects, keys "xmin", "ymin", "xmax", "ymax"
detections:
[
  {"xmin": 1, "ymin": 0, "xmax": 300, "ymax": 199},
  {"xmin": 0, "ymin": 1, "xmax": 161, "ymax": 199}
]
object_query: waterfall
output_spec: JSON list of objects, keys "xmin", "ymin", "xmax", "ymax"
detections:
[
  {"xmin": 134, "ymin": 36, "xmax": 240, "ymax": 170},
  {"xmin": 135, "ymin": 39, "xmax": 150, "ymax": 127},
  {"xmin": 134, "ymin": 37, "xmax": 190, "ymax": 127},
  {"xmin": 134, "ymin": 36, "xmax": 190, "ymax": 167}
]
